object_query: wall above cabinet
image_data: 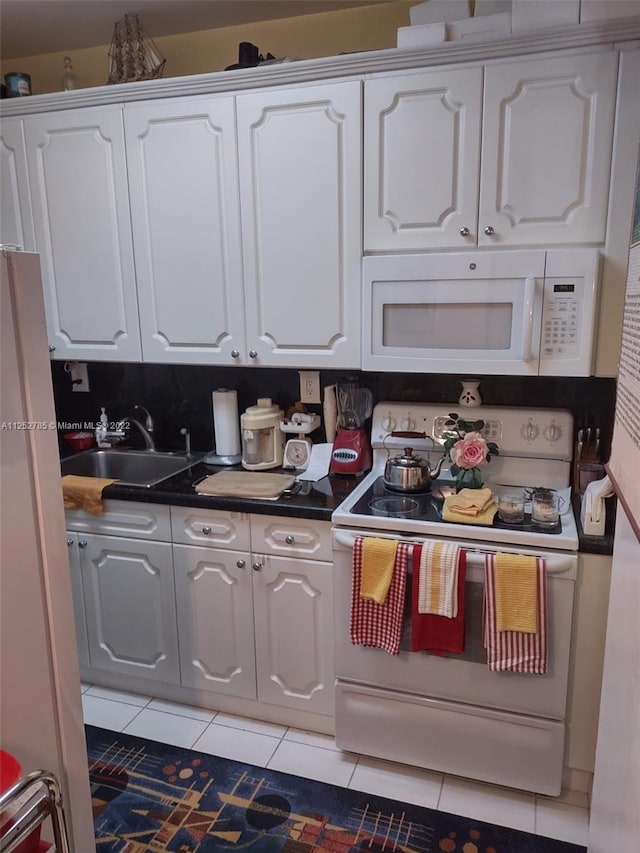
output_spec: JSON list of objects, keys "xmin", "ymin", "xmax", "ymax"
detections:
[{"xmin": 0, "ymin": 17, "xmax": 639, "ymax": 114}]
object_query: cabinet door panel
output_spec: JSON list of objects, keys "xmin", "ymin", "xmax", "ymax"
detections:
[
  {"xmin": 66, "ymin": 500, "xmax": 171, "ymax": 540},
  {"xmin": 253, "ymin": 555, "xmax": 334, "ymax": 715},
  {"xmin": 170, "ymin": 506, "xmax": 250, "ymax": 550},
  {"xmin": 25, "ymin": 107, "xmax": 141, "ymax": 360},
  {"xmin": 174, "ymin": 545, "xmax": 256, "ymax": 699},
  {"xmin": 81, "ymin": 534, "xmax": 179, "ymax": 681},
  {"xmin": 237, "ymin": 82, "xmax": 361, "ymax": 368},
  {"xmin": 0, "ymin": 117, "xmax": 35, "ymax": 250},
  {"xmin": 67, "ymin": 533, "xmax": 90, "ymax": 669},
  {"xmin": 364, "ymin": 68, "xmax": 482, "ymax": 250},
  {"xmin": 125, "ymin": 97, "xmax": 246, "ymax": 364},
  {"xmin": 480, "ymin": 52, "xmax": 617, "ymax": 245},
  {"xmin": 250, "ymin": 515, "xmax": 332, "ymax": 562}
]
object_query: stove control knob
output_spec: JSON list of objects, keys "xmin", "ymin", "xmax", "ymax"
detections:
[
  {"xmin": 544, "ymin": 422, "xmax": 562, "ymax": 442},
  {"xmin": 521, "ymin": 420, "xmax": 539, "ymax": 442},
  {"xmin": 381, "ymin": 414, "xmax": 396, "ymax": 432},
  {"xmin": 401, "ymin": 417, "xmax": 416, "ymax": 431}
]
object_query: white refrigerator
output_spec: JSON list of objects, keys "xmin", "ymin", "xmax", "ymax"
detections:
[{"xmin": 0, "ymin": 249, "xmax": 95, "ymax": 850}]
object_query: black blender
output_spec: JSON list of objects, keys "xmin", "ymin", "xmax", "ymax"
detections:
[{"xmin": 329, "ymin": 376, "xmax": 373, "ymax": 475}]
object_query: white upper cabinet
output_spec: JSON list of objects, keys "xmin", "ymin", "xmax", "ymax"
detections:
[
  {"xmin": 364, "ymin": 67, "xmax": 483, "ymax": 251},
  {"xmin": 24, "ymin": 106, "xmax": 142, "ymax": 361},
  {"xmin": 479, "ymin": 51, "xmax": 618, "ymax": 246},
  {"xmin": 0, "ymin": 117, "xmax": 35, "ymax": 251},
  {"xmin": 365, "ymin": 51, "xmax": 618, "ymax": 251},
  {"xmin": 124, "ymin": 96, "xmax": 246, "ymax": 364},
  {"xmin": 236, "ymin": 81, "xmax": 362, "ymax": 368}
]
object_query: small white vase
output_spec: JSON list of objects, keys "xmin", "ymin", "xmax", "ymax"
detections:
[{"xmin": 458, "ymin": 379, "xmax": 482, "ymax": 408}]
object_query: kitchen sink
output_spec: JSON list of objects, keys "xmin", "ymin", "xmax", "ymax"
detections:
[{"xmin": 60, "ymin": 449, "xmax": 201, "ymax": 488}]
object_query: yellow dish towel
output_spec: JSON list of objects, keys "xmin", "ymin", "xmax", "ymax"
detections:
[
  {"xmin": 447, "ymin": 487, "xmax": 494, "ymax": 516},
  {"xmin": 62, "ymin": 475, "xmax": 117, "ymax": 516},
  {"xmin": 442, "ymin": 492, "xmax": 498, "ymax": 525},
  {"xmin": 494, "ymin": 552, "xmax": 538, "ymax": 634},
  {"xmin": 360, "ymin": 537, "xmax": 399, "ymax": 604}
]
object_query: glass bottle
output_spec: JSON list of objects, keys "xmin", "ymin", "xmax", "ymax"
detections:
[{"xmin": 61, "ymin": 56, "xmax": 77, "ymax": 91}]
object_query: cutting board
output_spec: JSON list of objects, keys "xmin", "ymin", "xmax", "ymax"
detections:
[{"xmin": 195, "ymin": 471, "xmax": 296, "ymax": 499}]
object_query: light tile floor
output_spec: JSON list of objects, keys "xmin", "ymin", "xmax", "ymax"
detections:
[{"xmin": 81, "ymin": 683, "xmax": 589, "ymax": 848}]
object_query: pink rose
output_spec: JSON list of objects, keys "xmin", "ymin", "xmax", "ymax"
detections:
[{"xmin": 450, "ymin": 432, "xmax": 489, "ymax": 469}]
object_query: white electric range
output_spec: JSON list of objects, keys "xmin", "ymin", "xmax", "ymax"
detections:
[{"xmin": 331, "ymin": 401, "xmax": 579, "ymax": 796}]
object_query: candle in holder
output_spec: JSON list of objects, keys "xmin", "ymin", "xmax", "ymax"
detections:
[
  {"xmin": 498, "ymin": 493, "xmax": 525, "ymax": 523},
  {"xmin": 532, "ymin": 491, "xmax": 560, "ymax": 527}
]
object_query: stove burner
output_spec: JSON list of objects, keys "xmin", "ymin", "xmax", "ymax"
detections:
[{"xmin": 369, "ymin": 496, "xmax": 420, "ymax": 518}]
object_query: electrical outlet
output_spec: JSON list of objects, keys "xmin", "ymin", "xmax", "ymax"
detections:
[
  {"xmin": 70, "ymin": 362, "xmax": 90, "ymax": 392},
  {"xmin": 299, "ymin": 371, "xmax": 321, "ymax": 404}
]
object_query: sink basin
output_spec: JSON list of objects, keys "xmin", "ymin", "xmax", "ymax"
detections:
[{"xmin": 60, "ymin": 449, "xmax": 201, "ymax": 488}]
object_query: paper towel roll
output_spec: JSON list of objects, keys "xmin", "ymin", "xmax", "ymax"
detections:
[{"xmin": 212, "ymin": 389, "xmax": 240, "ymax": 456}]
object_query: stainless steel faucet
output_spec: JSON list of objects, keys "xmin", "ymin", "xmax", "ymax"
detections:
[
  {"xmin": 134, "ymin": 405, "xmax": 154, "ymax": 434},
  {"xmin": 122, "ymin": 405, "xmax": 155, "ymax": 450}
]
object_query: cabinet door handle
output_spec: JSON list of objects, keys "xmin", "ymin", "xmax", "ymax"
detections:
[
  {"xmin": 67, "ymin": 538, "xmax": 74, "ymax": 547},
  {"xmin": 249, "ymin": 350, "xmax": 258, "ymax": 360},
  {"xmin": 231, "ymin": 350, "xmax": 240, "ymax": 359},
  {"xmin": 252, "ymin": 561, "xmax": 263, "ymax": 572},
  {"xmin": 285, "ymin": 535, "xmax": 295, "ymax": 545},
  {"xmin": 236, "ymin": 560, "xmax": 246, "ymax": 569},
  {"xmin": 49, "ymin": 345, "xmax": 56, "ymax": 353},
  {"xmin": 483, "ymin": 226, "xmax": 495, "ymax": 236},
  {"xmin": 202, "ymin": 526, "xmax": 212, "ymax": 535},
  {"xmin": 459, "ymin": 227, "xmax": 470, "ymax": 237},
  {"xmin": 78, "ymin": 540, "xmax": 87, "ymax": 549}
]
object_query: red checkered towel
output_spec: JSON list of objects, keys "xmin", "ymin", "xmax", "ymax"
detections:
[
  {"xmin": 483, "ymin": 553, "xmax": 548, "ymax": 674},
  {"xmin": 350, "ymin": 537, "xmax": 409, "ymax": 656}
]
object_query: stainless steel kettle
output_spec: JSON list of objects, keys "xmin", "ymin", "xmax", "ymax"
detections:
[{"xmin": 383, "ymin": 432, "xmax": 444, "ymax": 492}]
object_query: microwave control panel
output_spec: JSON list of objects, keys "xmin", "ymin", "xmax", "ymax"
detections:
[
  {"xmin": 541, "ymin": 279, "xmax": 582, "ymax": 358},
  {"xmin": 538, "ymin": 248, "xmax": 599, "ymax": 376}
]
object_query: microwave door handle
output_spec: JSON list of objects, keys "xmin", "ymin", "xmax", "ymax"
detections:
[{"xmin": 521, "ymin": 277, "xmax": 536, "ymax": 362}]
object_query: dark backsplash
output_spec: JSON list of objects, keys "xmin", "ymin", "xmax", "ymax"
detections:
[{"xmin": 51, "ymin": 362, "xmax": 617, "ymax": 466}]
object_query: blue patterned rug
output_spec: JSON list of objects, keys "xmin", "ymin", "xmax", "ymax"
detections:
[{"xmin": 85, "ymin": 725, "xmax": 586, "ymax": 852}]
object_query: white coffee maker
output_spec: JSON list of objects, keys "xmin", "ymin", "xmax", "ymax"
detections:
[{"xmin": 241, "ymin": 398, "xmax": 284, "ymax": 470}]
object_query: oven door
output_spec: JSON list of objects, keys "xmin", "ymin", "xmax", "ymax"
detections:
[
  {"xmin": 333, "ymin": 528, "xmax": 577, "ymax": 720},
  {"xmin": 362, "ymin": 251, "xmax": 545, "ymax": 375}
]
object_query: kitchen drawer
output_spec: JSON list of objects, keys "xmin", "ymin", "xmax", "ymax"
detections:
[
  {"xmin": 171, "ymin": 506, "xmax": 250, "ymax": 550},
  {"xmin": 65, "ymin": 500, "xmax": 171, "ymax": 541},
  {"xmin": 250, "ymin": 515, "xmax": 332, "ymax": 561}
]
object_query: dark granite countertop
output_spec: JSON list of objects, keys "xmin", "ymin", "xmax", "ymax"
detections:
[
  {"xmin": 94, "ymin": 459, "xmax": 614, "ymax": 555},
  {"xmin": 100, "ymin": 459, "xmax": 363, "ymax": 522}
]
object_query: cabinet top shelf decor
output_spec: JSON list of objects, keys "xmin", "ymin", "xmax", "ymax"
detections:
[{"xmin": 1, "ymin": 16, "xmax": 639, "ymax": 116}]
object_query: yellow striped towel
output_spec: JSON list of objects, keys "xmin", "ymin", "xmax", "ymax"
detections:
[
  {"xmin": 494, "ymin": 552, "xmax": 538, "ymax": 634},
  {"xmin": 360, "ymin": 537, "xmax": 399, "ymax": 604},
  {"xmin": 417, "ymin": 541, "xmax": 461, "ymax": 618}
]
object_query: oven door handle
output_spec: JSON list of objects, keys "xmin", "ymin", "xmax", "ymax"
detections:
[
  {"xmin": 521, "ymin": 276, "xmax": 536, "ymax": 362},
  {"xmin": 332, "ymin": 530, "xmax": 576, "ymax": 576}
]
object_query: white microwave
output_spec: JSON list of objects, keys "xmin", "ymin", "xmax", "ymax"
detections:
[{"xmin": 362, "ymin": 249, "xmax": 600, "ymax": 376}]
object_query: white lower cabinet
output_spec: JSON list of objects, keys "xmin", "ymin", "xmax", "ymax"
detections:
[
  {"xmin": 80, "ymin": 532, "xmax": 180, "ymax": 682},
  {"xmin": 66, "ymin": 532, "xmax": 90, "ymax": 669},
  {"xmin": 173, "ymin": 543, "xmax": 257, "ymax": 699},
  {"xmin": 252, "ymin": 553, "xmax": 334, "ymax": 715},
  {"xmin": 68, "ymin": 502, "xmax": 335, "ymax": 719},
  {"xmin": 171, "ymin": 508, "xmax": 335, "ymax": 715}
]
